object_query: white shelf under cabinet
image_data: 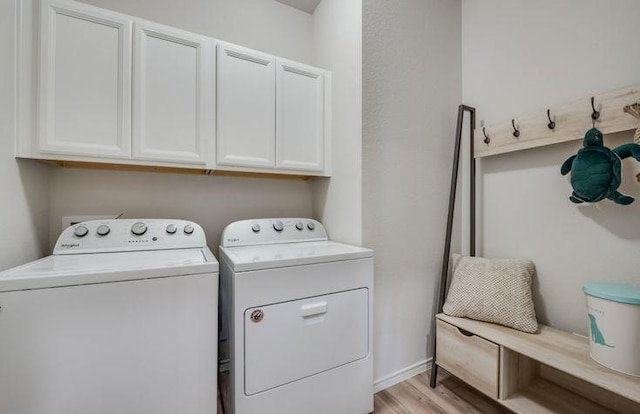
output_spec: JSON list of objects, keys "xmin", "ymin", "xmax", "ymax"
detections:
[{"xmin": 435, "ymin": 314, "xmax": 640, "ymax": 414}]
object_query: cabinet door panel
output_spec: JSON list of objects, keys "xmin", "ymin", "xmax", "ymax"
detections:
[
  {"xmin": 39, "ymin": 0, "xmax": 132, "ymax": 158},
  {"xmin": 133, "ymin": 22, "xmax": 213, "ymax": 165},
  {"xmin": 276, "ymin": 60, "xmax": 324, "ymax": 172},
  {"xmin": 217, "ymin": 43, "xmax": 275, "ymax": 168}
]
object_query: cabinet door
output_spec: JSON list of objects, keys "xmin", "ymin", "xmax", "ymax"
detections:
[
  {"xmin": 276, "ymin": 60, "xmax": 324, "ymax": 172},
  {"xmin": 217, "ymin": 42, "xmax": 276, "ymax": 168},
  {"xmin": 39, "ymin": 0, "xmax": 132, "ymax": 158},
  {"xmin": 133, "ymin": 22, "xmax": 214, "ymax": 165}
]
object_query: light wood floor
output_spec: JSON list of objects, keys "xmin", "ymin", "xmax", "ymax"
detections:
[
  {"xmin": 374, "ymin": 369, "xmax": 512, "ymax": 414},
  {"xmin": 218, "ymin": 368, "xmax": 511, "ymax": 414}
]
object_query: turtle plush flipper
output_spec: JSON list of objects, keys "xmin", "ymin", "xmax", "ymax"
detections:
[
  {"xmin": 561, "ymin": 154, "xmax": 577, "ymax": 175},
  {"xmin": 608, "ymin": 191, "xmax": 635, "ymax": 205},
  {"xmin": 613, "ymin": 143, "xmax": 640, "ymax": 162},
  {"xmin": 569, "ymin": 192, "xmax": 584, "ymax": 204}
]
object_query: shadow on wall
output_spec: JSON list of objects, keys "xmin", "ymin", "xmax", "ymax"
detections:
[
  {"xmin": 577, "ymin": 202, "xmax": 640, "ymax": 241},
  {"xmin": 17, "ymin": 159, "xmax": 51, "ymax": 256},
  {"xmin": 311, "ymin": 176, "xmax": 329, "ymax": 219},
  {"xmin": 530, "ymin": 269, "xmax": 549, "ymax": 326}
]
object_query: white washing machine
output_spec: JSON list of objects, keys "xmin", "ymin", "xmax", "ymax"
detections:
[
  {"xmin": 219, "ymin": 218, "xmax": 373, "ymax": 414},
  {"xmin": 0, "ymin": 219, "xmax": 218, "ymax": 414}
]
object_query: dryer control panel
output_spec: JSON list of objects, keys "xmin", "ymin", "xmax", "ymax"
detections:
[
  {"xmin": 54, "ymin": 219, "xmax": 207, "ymax": 255},
  {"xmin": 220, "ymin": 218, "xmax": 328, "ymax": 248}
]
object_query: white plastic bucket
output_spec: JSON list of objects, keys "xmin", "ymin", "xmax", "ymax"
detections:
[{"xmin": 583, "ymin": 283, "xmax": 640, "ymax": 377}]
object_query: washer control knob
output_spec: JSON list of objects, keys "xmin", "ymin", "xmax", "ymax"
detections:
[
  {"xmin": 295, "ymin": 222, "xmax": 304, "ymax": 231},
  {"xmin": 273, "ymin": 221, "xmax": 284, "ymax": 232},
  {"xmin": 131, "ymin": 222, "xmax": 147, "ymax": 236},
  {"xmin": 184, "ymin": 224, "xmax": 195, "ymax": 235},
  {"xmin": 307, "ymin": 222, "xmax": 315, "ymax": 231},
  {"xmin": 73, "ymin": 225, "xmax": 89, "ymax": 238},
  {"xmin": 96, "ymin": 225, "xmax": 110, "ymax": 236},
  {"xmin": 166, "ymin": 224, "xmax": 177, "ymax": 234},
  {"xmin": 251, "ymin": 223, "xmax": 261, "ymax": 233}
]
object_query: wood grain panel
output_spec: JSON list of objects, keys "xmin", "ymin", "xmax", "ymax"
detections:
[
  {"xmin": 501, "ymin": 378, "xmax": 615, "ymax": 414},
  {"xmin": 222, "ymin": 367, "xmax": 508, "ymax": 413},
  {"xmin": 374, "ymin": 369, "xmax": 509, "ymax": 414},
  {"xmin": 436, "ymin": 314, "xmax": 640, "ymax": 404},
  {"xmin": 475, "ymin": 83, "xmax": 640, "ymax": 158},
  {"xmin": 540, "ymin": 364, "xmax": 640, "ymax": 414},
  {"xmin": 40, "ymin": 160, "xmax": 315, "ymax": 179},
  {"xmin": 499, "ymin": 347, "xmax": 538, "ymax": 400},
  {"xmin": 41, "ymin": 159, "xmax": 208, "ymax": 175},
  {"xmin": 436, "ymin": 319, "xmax": 499, "ymax": 399}
]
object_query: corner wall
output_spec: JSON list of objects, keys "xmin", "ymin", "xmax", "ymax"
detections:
[
  {"xmin": 363, "ymin": 0, "xmax": 462, "ymax": 383},
  {"xmin": 462, "ymin": 0, "xmax": 640, "ymax": 334},
  {"xmin": 311, "ymin": 0, "xmax": 362, "ymax": 245},
  {"xmin": 0, "ymin": 0, "xmax": 50, "ymax": 271}
]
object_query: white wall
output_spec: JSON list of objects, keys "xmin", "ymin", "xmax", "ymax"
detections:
[
  {"xmin": 47, "ymin": 0, "xmax": 318, "ymax": 251},
  {"xmin": 80, "ymin": 0, "xmax": 314, "ymax": 62},
  {"xmin": 50, "ymin": 169, "xmax": 313, "ymax": 256},
  {"xmin": 311, "ymin": 0, "xmax": 362, "ymax": 245},
  {"xmin": 463, "ymin": 0, "xmax": 640, "ymax": 334},
  {"xmin": 0, "ymin": 0, "xmax": 50, "ymax": 271},
  {"xmin": 363, "ymin": 0, "xmax": 462, "ymax": 382}
]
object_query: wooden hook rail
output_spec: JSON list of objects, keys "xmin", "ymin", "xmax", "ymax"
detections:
[{"xmin": 474, "ymin": 83, "xmax": 640, "ymax": 158}]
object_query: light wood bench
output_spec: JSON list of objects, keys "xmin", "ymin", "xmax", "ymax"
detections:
[{"xmin": 435, "ymin": 313, "xmax": 640, "ymax": 413}]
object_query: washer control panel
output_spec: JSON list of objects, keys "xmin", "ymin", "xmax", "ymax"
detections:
[
  {"xmin": 54, "ymin": 219, "xmax": 207, "ymax": 255},
  {"xmin": 220, "ymin": 218, "xmax": 328, "ymax": 248}
]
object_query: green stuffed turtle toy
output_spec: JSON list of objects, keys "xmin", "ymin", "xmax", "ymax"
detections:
[{"xmin": 561, "ymin": 128, "xmax": 640, "ymax": 205}]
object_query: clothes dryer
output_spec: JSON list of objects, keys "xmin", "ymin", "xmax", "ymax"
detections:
[{"xmin": 219, "ymin": 218, "xmax": 373, "ymax": 414}]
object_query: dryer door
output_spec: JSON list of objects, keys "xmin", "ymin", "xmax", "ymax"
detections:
[{"xmin": 244, "ymin": 288, "xmax": 368, "ymax": 395}]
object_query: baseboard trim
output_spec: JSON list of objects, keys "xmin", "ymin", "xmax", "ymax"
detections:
[{"xmin": 373, "ymin": 358, "xmax": 433, "ymax": 393}]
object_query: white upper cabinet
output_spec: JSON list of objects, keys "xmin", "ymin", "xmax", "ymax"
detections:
[
  {"xmin": 216, "ymin": 47, "xmax": 328, "ymax": 174},
  {"xmin": 39, "ymin": 0, "xmax": 132, "ymax": 158},
  {"xmin": 132, "ymin": 21, "xmax": 214, "ymax": 165},
  {"xmin": 216, "ymin": 42, "xmax": 276, "ymax": 168},
  {"xmin": 28, "ymin": 1, "xmax": 330, "ymax": 175},
  {"xmin": 276, "ymin": 59, "xmax": 324, "ymax": 172}
]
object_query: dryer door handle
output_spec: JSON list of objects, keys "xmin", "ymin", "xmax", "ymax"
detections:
[{"xmin": 300, "ymin": 301, "xmax": 328, "ymax": 318}]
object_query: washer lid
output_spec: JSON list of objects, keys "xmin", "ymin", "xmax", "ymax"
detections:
[
  {"xmin": 583, "ymin": 282, "xmax": 640, "ymax": 305},
  {"xmin": 0, "ymin": 248, "xmax": 218, "ymax": 292},
  {"xmin": 219, "ymin": 240, "xmax": 373, "ymax": 272}
]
